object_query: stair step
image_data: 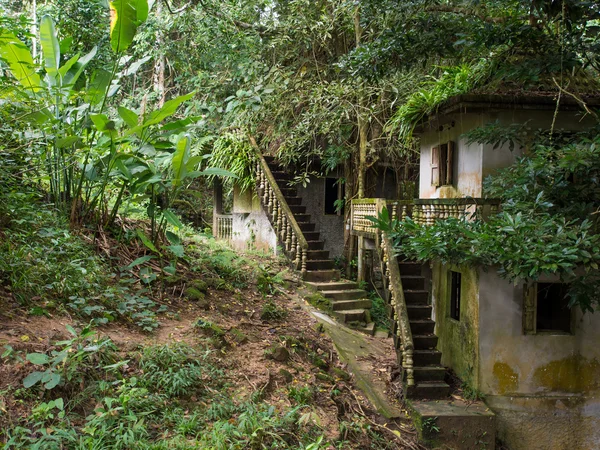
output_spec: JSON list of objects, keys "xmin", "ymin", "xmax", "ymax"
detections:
[
  {"xmin": 271, "ymin": 171, "xmax": 292, "ymax": 180},
  {"xmin": 306, "ymin": 259, "xmax": 335, "ymax": 270},
  {"xmin": 407, "ymin": 305, "xmax": 432, "ymax": 320},
  {"xmin": 331, "ymin": 299, "xmax": 372, "ymax": 311},
  {"xmin": 298, "ymin": 222, "xmax": 316, "ymax": 232},
  {"xmin": 413, "ymin": 334, "xmax": 438, "ymax": 350},
  {"xmin": 303, "ymin": 232, "xmax": 321, "ymax": 241},
  {"xmin": 284, "ymin": 196, "xmax": 302, "ymax": 206},
  {"xmin": 322, "ymin": 289, "xmax": 368, "ymax": 300},
  {"xmin": 410, "ymin": 320, "xmax": 435, "ymax": 334},
  {"xmin": 333, "ymin": 308, "xmax": 367, "ymax": 323},
  {"xmin": 294, "ymin": 213, "xmax": 311, "ymax": 222},
  {"xmin": 306, "ymin": 281, "xmax": 358, "ymax": 291},
  {"xmin": 397, "ymin": 261, "xmax": 422, "ymax": 276},
  {"xmin": 413, "ymin": 366, "xmax": 446, "ymax": 382},
  {"xmin": 307, "ymin": 250, "xmax": 329, "ymax": 260},
  {"xmin": 289, "ymin": 205, "xmax": 307, "ymax": 214},
  {"xmin": 280, "ymin": 187, "xmax": 297, "ymax": 196},
  {"xmin": 413, "ymin": 349, "xmax": 442, "ymax": 366},
  {"xmin": 307, "ymin": 240, "xmax": 325, "ymax": 250},
  {"xmin": 349, "ymin": 321, "xmax": 376, "ymax": 336},
  {"xmin": 401, "ymin": 276, "xmax": 425, "ymax": 290},
  {"xmin": 303, "ymin": 270, "xmax": 340, "ymax": 282},
  {"xmin": 407, "ymin": 382, "xmax": 450, "ymax": 400},
  {"xmin": 404, "ymin": 290, "xmax": 429, "ymax": 305}
]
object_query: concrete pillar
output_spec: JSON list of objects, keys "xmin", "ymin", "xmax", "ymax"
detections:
[
  {"xmin": 357, "ymin": 236, "xmax": 366, "ymax": 282},
  {"xmin": 213, "ymin": 179, "xmax": 223, "ymax": 236}
]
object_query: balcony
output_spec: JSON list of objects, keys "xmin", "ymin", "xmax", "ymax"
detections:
[{"xmin": 351, "ymin": 198, "xmax": 501, "ymax": 238}]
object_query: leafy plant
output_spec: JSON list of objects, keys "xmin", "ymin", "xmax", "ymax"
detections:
[
  {"xmin": 138, "ymin": 343, "xmax": 221, "ymax": 398},
  {"xmin": 23, "ymin": 324, "xmax": 116, "ymax": 390}
]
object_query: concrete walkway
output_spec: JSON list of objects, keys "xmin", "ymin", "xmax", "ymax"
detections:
[{"xmin": 311, "ymin": 311, "xmax": 404, "ymax": 419}]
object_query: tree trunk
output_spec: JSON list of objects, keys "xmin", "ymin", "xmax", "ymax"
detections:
[
  {"xmin": 354, "ymin": 6, "xmax": 367, "ymax": 199},
  {"xmin": 153, "ymin": 2, "xmax": 166, "ymax": 108}
]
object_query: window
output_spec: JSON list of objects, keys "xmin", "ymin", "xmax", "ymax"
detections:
[
  {"xmin": 431, "ymin": 141, "xmax": 456, "ymax": 187},
  {"xmin": 523, "ymin": 283, "xmax": 572, "ymax": 334},
  {"xmin": 449, "ymin": 271, "xmax": 461, "ymax": 321},
  {"xmin": 324, "ymin": 178, "xmax": 342, "ymax": 215}
]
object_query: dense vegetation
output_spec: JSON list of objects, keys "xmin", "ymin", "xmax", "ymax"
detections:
[{"xmin": 1, "ymin": 0, "xmax": 600, "ymax": 447}]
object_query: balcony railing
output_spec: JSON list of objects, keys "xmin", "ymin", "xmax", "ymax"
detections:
[
  {"xmin": 351, "ymin": 197, "xmax": 501, "ymax": 237},
  {"xmin": 214, "ymin": 214, "xmax": 233, "ymax": 241}
]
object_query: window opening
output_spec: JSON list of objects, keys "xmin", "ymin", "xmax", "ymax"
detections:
[
  {"xmin": 324, "ymin": 178, "xmax": 342, "ymax": 215},
  {"xmin": 536, "ymin": 283, "xmax": 571, "ymax": 333},
  {"xmin": 431, "ymin": 141, "xmax": 455, "ymax": 187},
  {"xmin": 450, "ymin": 271, "xmax": 461, "ymax": 321}
]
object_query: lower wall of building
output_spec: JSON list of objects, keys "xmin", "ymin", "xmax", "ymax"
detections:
[
  {"xmin": 477, "ymin": 269, "xmax": 600, "ymax": 450},
  {"xmin": 431, "ymin": 264, "xmax": 600, "ymax": 449},
  {"xmin": 230, "ymin": 186, "xmax": 277, "ymax": 254},
  {"xmin": 297, "ymin": 178, "xmax": 345, "ymax": 259},
  {"xmin": 431, "ymin": 262, "xmax": 480, "ymax": 388}
]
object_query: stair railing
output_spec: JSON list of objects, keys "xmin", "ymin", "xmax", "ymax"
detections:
[
  {"xmin": 250, "ymin": 139, "xmax": 309, "ymax": 276},
  {"xmin": 372, "ymin": 199, "xmax": 415, "ymax": 387}
]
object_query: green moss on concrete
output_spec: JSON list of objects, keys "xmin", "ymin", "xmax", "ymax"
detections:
[
  {"xmin": 305, "ymin": 292, "xmax": 332, "ymax": 312},
  {"xmin": 533, "ymin": 355, "xmax": 600, "ymax": 393},
  {"xmin": 433, "ymin": 262, "xmax": 480, "ymax": 389},
  {"xmin": 493, "ymin": 361, "xmax": 519, "ymax": 394}
]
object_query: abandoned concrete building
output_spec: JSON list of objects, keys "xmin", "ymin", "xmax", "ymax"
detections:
[{"xmin": 213, "ymin": 92, "xmax": 600, "ymax": 449}]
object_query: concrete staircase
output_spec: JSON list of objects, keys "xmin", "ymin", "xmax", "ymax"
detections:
[
  {"xmin": 397, "ymin": 260, "xmax": 450, "ymax": 399},
  {"xmin": 264, "ymin": 156, "xmax": 374, "ymax": 334}
]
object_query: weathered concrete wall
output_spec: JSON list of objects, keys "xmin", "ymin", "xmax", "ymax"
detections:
[
  {"xmin": 419, "ymin": 109, "xmax": 598, "ymax": 200},
  {"xmin": 419, "ymin": 112, "xmax": 484, "ymax": 199},
  {"xmin": 431, "ymin": 262, "xmax": 480, "ymax": 388},
  {"xmin": 478, "ymin": 269, "xmax": 600, "ymax": 450},
  {"xmin": 297, "ymin": 177, "xmax": 345, "ymax": 259},
  {"xmin": 230, "ymin": 185, "xmax": 278, "ymax": 254}
]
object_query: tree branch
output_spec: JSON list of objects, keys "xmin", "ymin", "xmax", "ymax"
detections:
[
  {"xmin": 424, "ymin": 5, "xmax": 515, "ymax": 24},
  {"xmin": 195, "ymin": 0, "xmax": 269, "ymax": 35}
]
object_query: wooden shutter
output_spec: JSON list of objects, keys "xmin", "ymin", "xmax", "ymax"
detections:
[
  {"xmin": 523, "ymin": 283, "xmax": 537, "ymax": 335},
  {"xmin": 446, "ymin": 141, "xmax": 455, "ymax": 185},
  {"xmin": 431, "ymin": 146, "xmax": 440, "ymax": 187}
]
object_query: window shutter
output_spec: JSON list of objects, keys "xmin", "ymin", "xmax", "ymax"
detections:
[
  {"xmin": 523, "ymin": 283, "xmax": 537, "ymax": 335},
  {"xmin": 447, "ymin": 141, "xmax": 455, "ymax": 185},
  {"xmin": 431, "ymin": 146, "xmax": 440, "ymax": 187}
]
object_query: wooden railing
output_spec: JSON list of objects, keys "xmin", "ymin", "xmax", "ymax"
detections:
[
  {"xmin": 351, "ymin": 197, "xmax": 501, "ymax": 237},
  {"xmin": 253, "ymin": 150, "xmax": 309, "ymax": 276},
  {"xmin": 380, "ymin": 231, "xmax": 414, "ymax": 387},
  {"xmin": 214, "ymin": 214, "xmax": 233, "ymax": 241}
]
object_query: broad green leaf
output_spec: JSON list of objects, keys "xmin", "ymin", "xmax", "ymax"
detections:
[
  {"xmin": 144, "ymin": 92, "xmax": 194, "ymax": 126},
  {"xmin": 166, "ymin": 231, "xmax": 180, "ymax": 244},
  {"xmin": 121, "ymin": 55, "xmax": 150, "ymax": 76},
  {"xmin": 56, "ymin": 136, "xmax": 81, "ymax": 148},
  {"xmin": 40, "ymin": 15, "xmax": 60, "ymax": 76},
  {"xmin": 163, "ymin": 210, "xmax": 183, "ymax": 229},
  {"xmin": 125, "ymin": 255, "xmax": 154, "ymax": 269},
  {"xmin": 44, "ymin": 373, "xmax": 61, "ymax": 389},
  {"xmin": 65, "ymin": 324, "xmax": 77, "ymax": 336},
  {"xmin": 26, "ymin": 353, "xmax": 49, "ymax": 365},
  {"xmin": 23, "ymin": 371, "xmax": 44, "ymax": 388},
  {"xmin": 200, "ymin": 167, "xmax": 239, "ymax": 178},
  {"xmin": 136, "ymin": 229, "xmax": 157, "ymax": 252},
  {"xmin": 118, "ymin": 106, "xmax": 138, "ymax": 128},
  {"xmin": 0, "ymin": 31, "xmax": 41, "ymax": 91},
  {"xmin": 167, "ymin": 245, "xmax": 184, "ymax": 258},
  {"xmin": 62, "ymin": 46, "xmax": 97, "ymax": 89},
  {"xmin": 59, "ymin": 37, "xmax": 73, "ymax": 54},
  {"xmin": 85, "ymin": 68, "xmax": 111, "ymax": 105},
  {"xmin": 109, "ymin": 0, "xmax": 148, "ymax": 53},
  {"xmin": 163, "ymin": 265, "xmax": 176, "ymax": 275},
  {"xmin": 171, "ymin": 134, "xmax": 191, "ymax": 188},
  {"xmin": 54, "ymin": 398, "xmax": 64, "ymax": 410}
]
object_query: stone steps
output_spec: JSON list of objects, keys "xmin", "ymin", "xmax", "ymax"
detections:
[{"xmin": 263, "ymin": 155, "xmax": 375, "ymax": 335}]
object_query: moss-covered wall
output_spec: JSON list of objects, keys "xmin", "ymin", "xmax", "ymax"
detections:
[
  {"xmin": 478, "ymin": 269, "xmax": 600, "ymax": 449},
  {"xmin": 431, "ymin": 262, "xmax": 480, "ymax": 388},
  {"xmin": 231, "ymin": 185, "xmax": 277, "ymax": 254}
]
